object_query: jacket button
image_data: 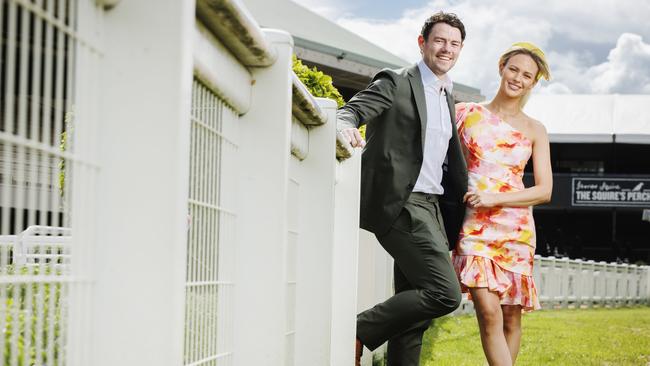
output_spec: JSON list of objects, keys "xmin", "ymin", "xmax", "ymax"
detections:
[{"xmin": 407, "ymin": 183, "xmax": 414, "ymax": 189}]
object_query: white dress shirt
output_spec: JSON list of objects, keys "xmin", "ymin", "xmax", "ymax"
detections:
[{"xmin": 412, "ymin": 59, "xmax": 453, "ymax": 195}]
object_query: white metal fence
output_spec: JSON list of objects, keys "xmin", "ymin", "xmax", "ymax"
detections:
[
  {"xmin": 189, "ymin": 1, "xmax": 362, "ymax": 366},
  {"xmin": 0, "ymin": 0, "xmax": 101, "ymax": 365},
  {"xmin": 184, "ymin": 79, "xmax": 238, "ymax": 366}
]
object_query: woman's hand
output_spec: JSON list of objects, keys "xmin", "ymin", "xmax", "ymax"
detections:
[{"xmin": 463, "ymin": 191, "xmax": 500, "ymax": 208}]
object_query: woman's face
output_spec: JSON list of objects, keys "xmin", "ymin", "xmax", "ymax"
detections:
[{"xmin": 499, "ymin": 53, "xmax": 539, "ymax": 98}]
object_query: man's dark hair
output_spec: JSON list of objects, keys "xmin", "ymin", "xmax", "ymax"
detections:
[{"xmin": 421, "ymin": 11, "xmax": 466, "ymax": 42}]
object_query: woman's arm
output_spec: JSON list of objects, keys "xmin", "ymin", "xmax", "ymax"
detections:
[{"xmin": 464, "ymin": 121, "xmax": 553, "ymax": 208}]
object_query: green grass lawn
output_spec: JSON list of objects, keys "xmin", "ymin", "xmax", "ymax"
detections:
[{"xmin": 420, "ymin": 306, "xmax": 650, "ymax": 366}]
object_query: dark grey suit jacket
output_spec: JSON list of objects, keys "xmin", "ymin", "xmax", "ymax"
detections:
[{"xmin": 337, "ymin": 64, "xmax": 468, "ymax": 247}]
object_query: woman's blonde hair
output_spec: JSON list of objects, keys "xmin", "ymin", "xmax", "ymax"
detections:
[{"xmin": 498, "ymin": 42, "xmax": 551, "ymax": 108}]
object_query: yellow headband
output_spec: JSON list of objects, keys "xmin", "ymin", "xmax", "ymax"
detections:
[{"xmin": 502, "ymin": 42, "xmax": 551, "ymax": 81}]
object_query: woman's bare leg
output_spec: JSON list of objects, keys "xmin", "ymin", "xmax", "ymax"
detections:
[
  {"xmin": 502, "ymin": 305, "xmax": 523, "ymax": 364},
  {"xmin": 469, "ymin": 288, "xmax": 512, "ymax": 366}
]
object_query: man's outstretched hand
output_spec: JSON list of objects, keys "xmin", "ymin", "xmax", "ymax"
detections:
[{"xmin": 341, "ymin": 127, "xmax": 366, "ymax": 148}]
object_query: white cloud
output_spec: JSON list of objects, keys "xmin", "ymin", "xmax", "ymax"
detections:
[
  {"xmin": 304, "ymin": 0, "xmax": 650, "ymax": 96},
  {"xmin": 587, "ymin": 33, "xmax": 650, "ymax": 93},
  {"xmin": 538, "ymin": 33, "xmax": 650, "ymax": 94}
]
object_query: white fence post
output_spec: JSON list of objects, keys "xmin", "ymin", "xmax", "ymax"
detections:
[
  {"xmin": 92, "ymin": 1, "xmax": 194, "ymax": 365},
  {"xmin": 605, "ymin": 262, "xmax": 612, "ymax": 306},
  {"xmin": 582, "ymin": 260, "xmax": 596, "ymax": 308},
  {"xmin": 619, "ymin": 264, "xmax": 630, "ymax": 305},
  {"xmin": 645, "ymin": 266, "xmax": 650, "ymax": 305},
  {"xmin": 592, "ymin": 261, "xmax": 602, "ymax": 305},
  {"xmin": 330, "ymin": 148, "xmax": 362, "ymax": 365},
  {"xmin": 533, "ymin": 255, "xmax": 546, "ymax": 304},
  {"xmin": 291, "ymin": 97, "xmax": 338, "ymax": 365},
  {"xmin": 565, "ymin": 259, "xmax": 577, "ymax": 308},
  {"xmin": 234, "ymin": 29, "xmax": 294, "ymax": 366}
]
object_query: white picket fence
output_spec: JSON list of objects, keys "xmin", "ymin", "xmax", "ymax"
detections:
[{"xmin": 533, "ymin": 255, "xmax": 650, "ymax": 308}]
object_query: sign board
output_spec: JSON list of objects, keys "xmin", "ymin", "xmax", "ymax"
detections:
[{"xmin": 572, "ymin": 177, "xmax": 650, "ymax": 207}]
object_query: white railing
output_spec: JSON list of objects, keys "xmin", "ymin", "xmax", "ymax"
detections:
[
  {"xmin": 532, "ymin": 255, "xmax": 650, "ymax": 308},
  {"xmin": 0, "ymin": 225, "xmax": 71, "ymax": 267}
]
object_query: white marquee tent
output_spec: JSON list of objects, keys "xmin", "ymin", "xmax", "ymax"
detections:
[{"xmin": 524, "ymin": 95, "xmax": 650, "ymax": 144}]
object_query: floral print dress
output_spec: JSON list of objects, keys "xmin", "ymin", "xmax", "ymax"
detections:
[{"xmin": 452, "ymin": 102, "xmax": 541, "ymax": 311}]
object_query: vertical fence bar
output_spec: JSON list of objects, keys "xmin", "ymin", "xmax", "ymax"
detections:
[{"xmin": 1, "ymin": 0, "xmax": 17, "ymax": 238}]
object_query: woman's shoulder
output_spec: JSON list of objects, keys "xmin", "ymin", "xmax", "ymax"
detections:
[{"xmin": 521, "ymin": 113, "xmax": 548, "ymax": 141}]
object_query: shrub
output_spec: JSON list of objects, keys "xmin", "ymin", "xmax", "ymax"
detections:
[
  {"xmin": 291, "ymin": 56, "xmax": 367, "ymax": 139},
  {"xmin": 292, "ymin": 55, "xmax": 345, "ymax": 108}
]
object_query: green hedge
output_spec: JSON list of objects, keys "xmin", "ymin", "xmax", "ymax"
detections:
[
  {"xmin": 292, "ymin": 55, "xmax": 345, "ymax": 108},
  {"xmin": 291, "ymin": 56, "xmax": 367, "ymax": 139}
]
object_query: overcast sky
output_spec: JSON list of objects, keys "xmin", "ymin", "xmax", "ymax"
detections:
[{"xmin": 291, "ymin": 0, "xmax": 650, "ymax": 98}]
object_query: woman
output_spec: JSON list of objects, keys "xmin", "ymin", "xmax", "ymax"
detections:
[{"xmin": 452, "ymin": 42, "xmax": 553, "ymax": 366}]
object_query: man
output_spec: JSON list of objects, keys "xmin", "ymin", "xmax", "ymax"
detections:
[{"xmin": 337, "ymin": 12, "xmax": 468, "ymax": 366}]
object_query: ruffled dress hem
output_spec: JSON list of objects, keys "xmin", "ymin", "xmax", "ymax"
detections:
[{"xmin": 452, "ymin": 254, "xmax": 541, "ymax": 312}]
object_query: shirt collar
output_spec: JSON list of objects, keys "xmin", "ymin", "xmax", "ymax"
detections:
[{"xmin": 417, "ymin": 59, "xmax": 453, "ymax": 93}]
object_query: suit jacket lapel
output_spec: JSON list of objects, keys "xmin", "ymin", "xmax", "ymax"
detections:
[
  {"xmin": 445, "ymin": 88, "xmax": 455, "ymax": 128},
  {"xmin": 444, "ymin": 89, "xmax": 456, "ymax": 168},
  {"xmin": 407, "ymin": 65, "xmax": 427, "ymax": 150},
  {"xmin": 443, "ymin": 87, "xmax": 468, "ymax": 192}
]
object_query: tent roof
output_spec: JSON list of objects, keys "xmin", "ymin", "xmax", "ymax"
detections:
[{"xmin": 523, "ymin": 95, "xmax": 650, "ymax": 144}]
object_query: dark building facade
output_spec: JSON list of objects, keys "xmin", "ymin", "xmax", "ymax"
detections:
[{"xmin": 524, "ymin": 142, "xmax": 650, "ymax": 264}]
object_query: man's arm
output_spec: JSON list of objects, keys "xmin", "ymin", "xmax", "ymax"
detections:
[{"xmin": 337, "ymin": 69, "xmax": 398, "ymax": 147}]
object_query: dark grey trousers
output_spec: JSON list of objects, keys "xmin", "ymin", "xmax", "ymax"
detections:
[{"xmin": 356, "ymin": 192, "xmax": 462, "ymax": 366}]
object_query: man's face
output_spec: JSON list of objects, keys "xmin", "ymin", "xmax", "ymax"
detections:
[{"xmin": 418, "ymin": 23, "xmax": 463, "ymax": 78}]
